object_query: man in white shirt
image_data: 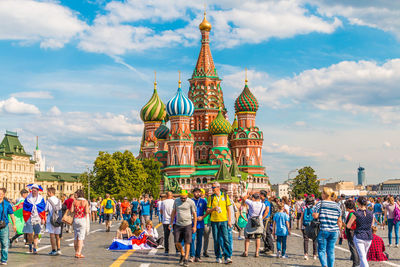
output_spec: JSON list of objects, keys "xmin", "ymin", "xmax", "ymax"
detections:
[
  {"xmin": 45, "ymin": 187, "xmax": 62, "ymax": 256},
  {"xmin": 160, "ymin": 191, "xmax": 174, "ymax": 255}
]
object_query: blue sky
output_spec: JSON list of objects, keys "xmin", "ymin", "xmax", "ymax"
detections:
[{"xmin": 1, "ymin": 0, "xmax": 400, "ymax": 185}]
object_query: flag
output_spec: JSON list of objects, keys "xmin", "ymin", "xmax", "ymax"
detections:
[
  {"xmin": 23, "ymin": 193, "xmax": 46, "ymax": 223},
  {"xmin": 9, "ymin": 199, "xmax": 24, "ymax": 234},
  {"xmin": 108, "ymin": 232, "xmax": 149, "ymax": 250}
]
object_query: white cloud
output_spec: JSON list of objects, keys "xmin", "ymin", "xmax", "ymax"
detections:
[
  {"xmin": 384, "ymin": 141, "xmax": 392, "ymax": 148},
  {"xmin": 48, "ymin": 106, "xmax": 61, "ymax": 116},
  {"xmin": 264, "ymin": 142, "xmax": 324, "ymax": 158},
  {"xmin": 295, "ymin": 121, "xmax": 307, "ymax": 127},
  {"xmin": 0, "ymin": 0, "xmax": 87, "ymax": 48},
  {"xmin": 0, "ymin": 97, "xmax": 40, "ymax": 115},
  {"xmin": 11, "ymin": 91, "xmax": 53, "ymax": 99}
]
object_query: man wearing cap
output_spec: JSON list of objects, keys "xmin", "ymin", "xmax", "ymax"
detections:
[
  {"xmin": 190, "ymin": 188, "xmax": 207, "ymax": 262},
  {"xmin": 169, "ymin": 190, "xmax": 197, "ymax": 267},
  {"xmin": 205, "ymin": 182, "xmax": 232, "ymax": 264},
  {"xmin": 121, "ymin": 197, "xmax": 131, "ymax": 222},
  {"xmin": 160, "ymin": 191, "xmax": 174, "ymax": 255},
  {"xmin": 23, "ymin": 184, "xmax": 46, "ymax": 254}
]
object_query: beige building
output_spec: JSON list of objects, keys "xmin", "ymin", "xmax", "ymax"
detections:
[
  {"xmin": 323, "ymin": 181, "xmax": 367, "ymax": 196},
  {"xmin": 271, "ymin": 183, "xmax": 290, "ymax": 198},
  {"xmin": 0, "ymin": 131, "xmax": 82, "ymax": 201}
]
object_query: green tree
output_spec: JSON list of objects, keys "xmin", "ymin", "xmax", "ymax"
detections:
[
  {"xmin": 291, "ymin": 166, "xmax": 320, "ymax": 198},
  {"xmin": 142, "ymin": 158, "xmax": 162, "ymax": 199}
]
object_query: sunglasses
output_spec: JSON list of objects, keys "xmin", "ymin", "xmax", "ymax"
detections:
[
  {"xmin": 212, "ymin": 186, "xmax": 216, "ymax": 189},
  {"xmin": 180, "ymin": 197, "xmax": 187, "ymax": 201}
]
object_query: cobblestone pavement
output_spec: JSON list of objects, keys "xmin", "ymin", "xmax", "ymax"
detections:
[{"xmin": 6, "ymin": 220, "xmax": 400, "ymax": 267}]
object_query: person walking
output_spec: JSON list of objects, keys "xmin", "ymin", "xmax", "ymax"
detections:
[
  {"xmin": 300, "ymin": 196, "xmax": 317, "ymax": 260},
  {"xmin": 347, "ymin": 196, "xmax": 374, "ymax": 267},
  {"xmin": 97, "ymin": 197, "xmax": 104, "ymax": 224},
  {"xmin": 272, "ymin": 202, "xmax": 290, "ymax": 259},
  {"xmin": 206, "ymin": 182, "xmax": 233, "ymax": 264},
  {"xmin": 71, "ymin": 190, "xmax": 89, "ymax": 259},
  {"xmin": 295, "ymin": 197, "xmax": 304, "ymax": 230},
  {"xmin": 101, "ymin": 194, "xmax": 116, "ymax": 232},
  {"xmin": 313, "ymin": 187, "xmax": 342, "ymax": 267},
  {"xmin": 131, "ymin": 198, "xmax": 139, "ymax": 215},
  {"xmin": 202, "ymin": 190, "xmax": 211, "ymax": 258},
  {"xmin": 344, "ymin": 199, "xmax": 360, "ymax": 267},
  {"xmin": 373, "ymin": 198, "xmax": 383, "ymax": 229},
  {"xmin": 23, "ymin": 184, "xmax": 46, "ymax": 254},
  {"xmin": 64, "ymin": 194, "xmax": 75, "ymax": 233},
  {"xmin": 384, "ymin": 196, "xmax": 399, "ymax": 247},
  {"xmin": 259, "ymin": 190, "xmax": 273, "ymax": 254},
  {"xmin": 169, "ymin": 190, "xmax": 197, "ymax": 267},
  {"xmin": 190, "ymin": 188, "xmax": 207, "ymax": 262},
  {"xmin": 45, "ymin": 187, "xmax": 62, "ymax": 256},
  {"xmin": 9, "ymin": 189, "xmax": 28, "ymax": 248},
  {"xmin": 0, "ymin": 188, "xmax": 17, "ymax": 265},
  {"xmin": 121, "ymin": 197, "xmax": 131, "ymax": 222},
  {"xmin": 90, "ymin": 198, "xmax": 98, "ymax": 222},
  {"xmin": 160, "ymin": 191, "xmax": 174, "ymax": 255},
  {"xmin": 241, "ymin": 192, "xmax": 265, "ymax": 257},
  {"xmin": 140, "ymin": 195, "xmax": 151, "ymax": 228}
]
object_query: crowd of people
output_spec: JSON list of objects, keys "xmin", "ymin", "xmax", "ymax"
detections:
[{"xmin": 0, "ymin": 181, "xmax": 398, "ymax": 266}]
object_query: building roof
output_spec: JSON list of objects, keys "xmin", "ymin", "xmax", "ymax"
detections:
[
  {"xmin": 35, "ymin": 171, "xmax": 81, "ymax": 182},
  {"xmin": 0, "ymin": 131, "xmax": 31, "ymax": 158},
  {"xmin": 235, "ymin": 84, "xmax": 259, "ymax": 113},
  {"xmin": 140, "ymin": 81, "xmax": 167, "ymax": 122},
  {"xmin": 166, "ymin": 86, "xmax": 194, "ymax": 117},
  {"xmin": 382, "ymin": 179, "xmax": 400, "ymax": 185},
  {"xmin": 209, "ymin": 110, "xmax": 232, "ymax": 135}
]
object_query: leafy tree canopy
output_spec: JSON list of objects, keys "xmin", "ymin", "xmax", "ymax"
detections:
[{"xmin": 291, "ymin": 166, "xmax": 321, "ymax": 199}]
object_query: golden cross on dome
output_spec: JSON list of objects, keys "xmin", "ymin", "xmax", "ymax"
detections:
[
  {"xmin": 245, "ymin": 67, "xmax": 248, "ymax": 85},
  {"xmin": 178, "ymin": 71, "xmax": 181, "ymax": 88},
  {"xmin": 154, "ymin": 71, "xmax": 157, "ymax": 90}
]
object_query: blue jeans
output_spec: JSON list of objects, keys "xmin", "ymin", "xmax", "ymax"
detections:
[
  {"xmin": 211, "ymin": 221, "xmax": 232, "ymax": 260},
  {"xmin": 0, "ymin": 226, "xmax": 9, "ymax": 263},
  {"xmin": 99, "ymin": 213, "xmax": 104, "ymax": 224},
  {"xmin": 276, "ymin": 235, "xmax": 287, "ymax": 256},
  {"xmin": 219, "ymin": 226, "xmax": 233, "ymax": 255},
  {"xmin": 388, "ymin": 219, "xmax": 400, "ymax": 245},
  {"xmin": 317, "ymin": 230, "xmax": 339, "ymax": 267},
  {"xmin": 190, "ymin": 228, "xmax": 204, "ymax": 258}
]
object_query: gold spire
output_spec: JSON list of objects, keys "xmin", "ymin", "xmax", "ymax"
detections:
[
  {"xmin": 154, "ymin": 71, "xmax": 157, "ymax": 90},
  {"xmin": 199, "ymin": 3, "xmax": 212, "ymax": 32},
  {"xmin": 178, "ymin": 71, "xmax": 181, "ymax": 88},
  {"xmin": 245, "ymin": 68, "xmax": 248, "ymax": 85}
]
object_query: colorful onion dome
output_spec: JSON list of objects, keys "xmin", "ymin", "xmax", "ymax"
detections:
[
  {"xmin": 166, "ymin": 79, "xmax": 194, "ymax": 117},
  {"xmin": 231, "ymin": 115, "xmax": 238, "ymax": 131},
  {"xmin": 140, "ymin": 80, "xmax": 167, "ymax": 122},
  {"xmin": 199, "ymin": 12, "xmax": 212, "ymax": 32},
  {"xmin": 209, "ymin": 110, "xmax": 232, "ymax": 135},
  {"xmin": 155, "ymin": 121, "xmax": 169, "ymax": 139},
  {"xmin": 234, "ymin": 83, "xmax": 259, "ymax": 113}
]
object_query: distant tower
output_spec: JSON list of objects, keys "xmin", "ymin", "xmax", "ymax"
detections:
[
  {"xmin": 357, "ymin": 165, "xmax": 366, "ymax": 186},
  {"xmin": 33, "ymin": 136, "xmax": 45, "ymax": 171}
]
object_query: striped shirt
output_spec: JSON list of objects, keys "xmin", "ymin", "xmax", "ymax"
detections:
[{"xmin": 314, "ymin": 200, "xmax": 341, "ymax": 232}]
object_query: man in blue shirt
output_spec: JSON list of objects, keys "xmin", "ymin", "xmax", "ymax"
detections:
[
  {"xmin": 140, "ymin": 195, "xmax": 151, "ymax": 227},
  {"xmin": 260, "ymin": 190, "xmax": 273, "ymax": 255},
  {"xmin": 131, "ymin": 198, "xmax": 139, "ymax": 215},
  {"xmin": 0, "ymin": 188, "xmax": 16, "ymax": 265},
  {"xmin": 190, "ymin": 188, "xmax": 207, "ymax": 262}
]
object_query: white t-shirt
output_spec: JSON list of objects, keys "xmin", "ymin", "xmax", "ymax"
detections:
[
  {"xmin": 284, "ymin": 204, "xmax": 290, "ymax": 215},
  {"xmin": 45, "ymin": 196, "xmax": 62, "ymax": 233},
  {"xmin": 245, "ymin": 199, "xmax": 265, "ymax": 218},
  {"xmin": 90, "ymin": 201, "xmax": 98, "ymax": 212},
  {"xmin": 144, "ymin": 228, "xmax": 158, "ymax": 239},
  {"xmin": 160, "ymin": 198, "xmax": 174, "ymax": 224}
]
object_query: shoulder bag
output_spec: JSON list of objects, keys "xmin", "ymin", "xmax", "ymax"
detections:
[{"xmin": 305, "ymin": 200, "xmax": 322, "ymax": 240}]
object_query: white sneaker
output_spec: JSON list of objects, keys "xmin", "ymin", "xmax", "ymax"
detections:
[
  {"xmin": 389, "ymin": 244, "xmax": 392, "ymax": 247},
  {"xmin": 216, "ymin": 258, "xmax": 222, "ymax": 264},
  {"xmin": 281, "ymin": 255, "xmax": 288, "ymax": 259},
  {"xmin": 396, "ymin": 244, "xmax": 399, "ymax": 248},
  {"xmin": 313, "ymin": 255, "xmax": 317, "ymax": 260},
  {"xmin": 225, "ymin": 258, "xmax": 232, "ymax": 264},
  {"xmin": 304, "ymin": 255, "xmax": 308, "ymax": 260},
  {"xmin": 276, "ymin": 251, "xmax": 280, "ymax": 258}
]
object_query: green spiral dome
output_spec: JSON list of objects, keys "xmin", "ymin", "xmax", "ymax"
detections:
[
  {"xmin": 140, "ymin": 88, "xmax": 167, "ymax": 122},
  {"xmin": 234, "ymin": 84, "xmax": 259, "ymax": 113},
  {"xmin": 209, "ymin": 110, "xmax": 232, "ymax": 135}
]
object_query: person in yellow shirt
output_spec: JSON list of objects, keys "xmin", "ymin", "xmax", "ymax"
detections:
[
  {"xmin": 205, "ymin": 182, "xmax": 232, "ymax": 264},
  {"xmin": 101, "ymin": 194, "xmax": 116, "ymax": 232}
]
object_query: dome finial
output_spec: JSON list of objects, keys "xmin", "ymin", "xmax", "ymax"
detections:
[
  {"xmin": 178, "ymin": 71, "xmax": 181, "ymax": 88},
  {"xmin": 199, "ymin": 2, "xmax": 212, "ymax": 32},
  {"xmin": 154, "ymin": 70, "xmax": 157, "ymax": 90},
  {"xmin": 245, "ymin": 67, "xmax": 248, "ymax": 85}
]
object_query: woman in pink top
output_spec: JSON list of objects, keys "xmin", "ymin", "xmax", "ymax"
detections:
[
  {"xmin": 384, "ymin": 197, "xmax": 400, "ymax": 247},
  {"xmin": 71, "ymin": 190, "xmax": 89, "ymax": 258}
]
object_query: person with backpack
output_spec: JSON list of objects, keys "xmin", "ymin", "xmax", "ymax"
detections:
[
  {"xmin": 347, "ymin": 196, "xmax": 374, "ymax": 267},
  {"xmin": 300, "ymin": 196, "xmax": 317, "ymax": 260},
  {"xmin": 344, "ymin": 199, "xmax": 360, "ymax": 267},
  {"xmin": 384, "ymin": 196, "xmax": 400, "ymax": 247},
  {"xmin": 101, "ymin": 193, "xmax": 116, "ymax": 232},
  {"xmin": 45, "ymin": 187, "xmax": 62, "ymax": 256}
]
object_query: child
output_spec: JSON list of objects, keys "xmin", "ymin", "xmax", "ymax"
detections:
[
  {"xmin": 129, "ymin": 213, "xmax": 141, "ymax": 236},
  {"xmin": 116, "ymin": 220, "xmax": 133, "ymax": 240},
  {"xmin": 367, "ymin": 226, "xmax": 388, "ymax": 261},
  {"xmin": 273, "ymin": 202, "xmax": 291, "ymax": 258},
  {"xmin": 143, "ymin": 220, "xmax": 163, "ymax": 248}
]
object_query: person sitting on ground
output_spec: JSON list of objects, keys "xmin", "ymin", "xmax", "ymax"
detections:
[
  {"xmin": 367, "ymin": 226, "xmax": 388, "ymax": 262},
  {"xmin": 129, "ymin": 213, "xmax": 141, "ymax": 236},
  {"xmin": 116, "ymin": 220, "xmax": 132, "ymax": 240},
  {"xmin": 143, "ymin": 220, "xmax": 163, "ymax": 248}
]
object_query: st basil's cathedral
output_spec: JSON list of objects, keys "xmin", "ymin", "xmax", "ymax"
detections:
[{"xmin": 138, "ymin": 12, "xmax": 270, "ymax": 196}]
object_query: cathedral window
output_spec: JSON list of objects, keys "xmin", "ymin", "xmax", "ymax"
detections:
[
  {"xmin": 202, "ymin": 178, "xmax": 207, "ymax": 184},
  {"xmin": 196, "ymin": 178, "xmax": 201, "ymax": 184},
  {"xmin": 186, "ymin": 179, "xmax": 191, "ymax": 184}
]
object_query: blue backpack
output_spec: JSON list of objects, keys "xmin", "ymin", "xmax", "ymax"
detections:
[
  {"xmin": 303, "ymin": 207, "xmax": 313, "ymax": 226},
  {"xmin": 105, "ymin": 199, "xmax": 113, "ymax": 210}
]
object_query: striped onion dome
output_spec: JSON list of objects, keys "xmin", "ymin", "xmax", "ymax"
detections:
[
  {"xmin": 166, "ymin": 86, "xmax": 194, "ymax": 117},
  {"xmin": 209, "ymin": 110, "xmax": 232, "ymax": 135},
  {"xmin": 231, "ymin": 115, "xmax": 238, "ymax": 132},
  {"xmin": 155, "ymin": 120, "xmax": 169, "ymax": 139},
  {"xmin": 140, "ymin": 84, "xmax": 167, "ymax": 122},
  {"xmin": 234, "ymin": 84, "xmax": 259, "ymax": 113}
]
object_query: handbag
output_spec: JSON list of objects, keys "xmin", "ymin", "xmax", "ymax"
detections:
[
  {"xmin": 0, "ymin": 202, "xmax": 6, "ymax": 229},
  {"xmin": 62, "ymin": 209, "xmax": 74, "ymax": 225},
  {"xmin": 305, "ymin": 200, "xmax": 322, "ymax": 241},
  {"xmin": 250, "ymin": 203, "xmax": 264, "ymax": 228}
]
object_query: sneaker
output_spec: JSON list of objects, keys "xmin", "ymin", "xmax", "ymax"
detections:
[
  {"xmin": 225, "ymin": 258, "xmax": 232, "ymax": 264},
  {"xmin": 313, "ymin": 255, "xmax": 317, "ymax": 260},
  {"xmin": 304, "ymin": 255, "xmax": 308, "ymax": 260},
  {"xmin": 183, "ymin": 260, "xmax": 189, "ymax": 267},
  {"xmin": 276, "ymin": 251, "xmax": 280, "ymax": 258},
  {"xmin": 33, "ymin": 248, "xmax": 37, "ymax": 255},
  {"xmin": 203, "ymin": 253, "xmax": 210, "ymax": 258},
  {"xmin": 396, "ymin": 244, "xmax": 399, "ymax": 248},
  {"xmin": 389, "ymin": 244, "xmax": 392, "ymax": 247},
  {"xmin": 179, "ymin": 255, "xmax": 184, "ymax": 265},
  {"xmin": 48, "ymin": 250, "xmax": 57, "ymax": 256},
  {"xmin": 238, "ymin": 236, "xmax": 244, "ymax": 240},
  {"xmin": 189, "ymin": 257, "xmax": 194, "ymax": 263},
  {"xmin": 57, "ymin": 250, "xmax": 62, "ymax": 255},
  {"xmin": 281, "ymin": 255, "xmax": 288, "ymax": 259},
  {"xmin": 0, "ymin": 262, "xmax": 7, "ymax": 265},
  {"xmin": 194, "ymin": 258, "xmax": 202, "ymax": 262},
  {"xmin": 216, "ymin": 258, "xmax": 222, "ymax": 263}
]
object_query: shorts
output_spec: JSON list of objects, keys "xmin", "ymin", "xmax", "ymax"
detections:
[
  {"xmin": 140, "ymin": 215, "xmax": 150, "ymax": 224},
  {"xmin": 104, "ymin": 213, "xmax": 113, "ymax": 221},
  {"xmin": 23, "ymin": 222, "xmax": 41, "ymax": 234},
  {"xmin": 245, "ymin": 233, "xmax": 262, "ymax": 239},
  {"xmin": 297, "ymin": 212, "xmax": 302, "ymax": 220},
  {"xmin": 173, "ymin": 224, "xmax": 192, "ymax": 244}
]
